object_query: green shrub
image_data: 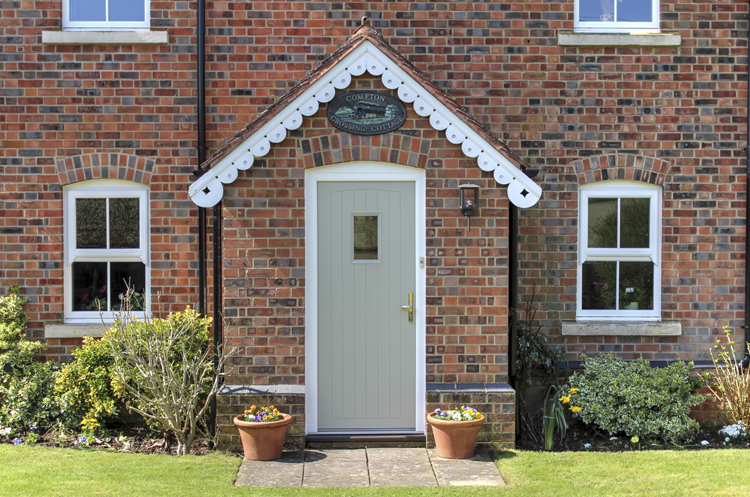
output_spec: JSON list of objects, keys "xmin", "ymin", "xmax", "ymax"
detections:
[
  {"xmin": 561, "ymin": 354, "xmax": 705, "ymax": 444},
  {"xmin": 0, "ymin": 361, "xmax": 61, "ymax": 432},
  {"xmin": 0, "ymin": 286, "xmax": 60, "ymax": 432},
  {"xmin": 107, "ymin": 305, "xmax": 235, "ymax": 455},
  {"xmin": 55, "ymin": 336, "xmax": 119, "ymax": 432},
  {"xmin": 0, "ymin": 286, "xmax": 43, "ymax": 368}
]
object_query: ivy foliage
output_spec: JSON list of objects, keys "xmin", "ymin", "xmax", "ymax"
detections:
[{"xmin": 561, "ymin": 354, "xmax": 706, "ymax": 444}]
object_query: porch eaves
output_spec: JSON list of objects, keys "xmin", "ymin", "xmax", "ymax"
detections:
[{"xmin": 189, "ymin": 20, "xmax": 543, "ymax": 209}]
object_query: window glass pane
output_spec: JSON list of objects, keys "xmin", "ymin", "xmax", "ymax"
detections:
[
  {"xmin": 618, "ymin": 0, "xmax": 652, "ymax": 23},
  {"xmin": 588, "ymin": 198, "xmax": 617, "ymax": 248},
  {"xmin": 353, "ymin": 215, "xmax": 378, "ymax": 260},
  {"xmin": 110, "ymin": 262, "xmax": 146, "ymax": 311},
  {"xmin": 76, "ymin": 198, "xmax": 106, "ymax": 249},
  {"xmin": 619, "ymin": 261, "xmax": 654, "ymax": 310},
  {"xmin": 620, "ymin": 197, "xmax": 650, "ymax": 248},
  {"xmin": 70, "ymin": 0, "xmax": 106, "ymax": 21},
  {"xmin": 110, "ymin": 198, "xmax": 140, "ymax": 248},
  {"xmin": 72, "ymin": 262, "xmax": 108, "ymax": 311},
  {"xmin": 109, "ymin": 0, "xmax": 146, "ymax": 22},
  {"xmin": 582, "ymin": 261, "xmax": 616, "ymax": 310},
  {"xmin": 580, "ymin": 0, "xmax": 615, "ymax": 22}
]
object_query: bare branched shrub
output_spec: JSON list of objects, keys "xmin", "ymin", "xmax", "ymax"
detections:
[
  {"xmin": 107, "ymin": 296, "xmax": 236, "ymax": 455},
  {"xmin": 708, "ymin": 326, "xmax": 750, "ymax": 426}
]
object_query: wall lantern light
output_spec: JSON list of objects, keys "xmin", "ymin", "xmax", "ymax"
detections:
[{"xmin": 459, "ymin": 183, "xmax": 480, "ymax": 231}]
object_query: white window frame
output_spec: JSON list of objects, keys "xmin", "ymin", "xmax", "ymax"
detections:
[
  {"xmin": 63, "ymin": 0, "xmax": 150, "ymax": 31},
  {"xmin": 575, "ymin": 0, "xmax": 660, "ymax": 33},
  {"xmin": 64, "ymin": 180, "xmax": 150, "ymax": 323},
  {"xmin": 577, "ymin": 181, "xmax": 661, "ymax": 321}
]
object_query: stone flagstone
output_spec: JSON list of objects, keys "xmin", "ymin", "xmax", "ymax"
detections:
[{"xmin": 234, "ymin": 448, "xmax": 505, "ymax": 487}]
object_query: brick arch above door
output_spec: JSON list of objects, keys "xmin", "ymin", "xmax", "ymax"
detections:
[
  {"xmin": 56, "ymin": 153, "xmax": 156, "ymax": 186},
  {"xmin": 299, "ymin": 132, "xmax": 433, "ymax": 170},
  {"xmin": 572, "ymin": 154, "xmax": 671, "ymax": 187}
]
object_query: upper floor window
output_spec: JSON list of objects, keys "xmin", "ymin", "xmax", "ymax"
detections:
[
  {"xmin": 577, "ymin": 181, "xmax": 661, "ymax": 321},
  {"xmin": 64, "ymin": 181, "xmax": 150, "ymax": 322},
  {"xmin": 63, "ymin": 0, "xmax": 150, "ymax": 30},
  {"xmin": 575, "ymin": 0, "xmax": 660, "ymax": 33}
]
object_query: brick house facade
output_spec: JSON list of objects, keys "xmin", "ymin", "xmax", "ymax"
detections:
[{"xmin": 1, "ymin": 0, "xmax": 747, "ymax": 448}]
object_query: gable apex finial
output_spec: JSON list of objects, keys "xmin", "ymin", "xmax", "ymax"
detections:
[{"xmin": 361, "ymin": 16, "xmax": 369, "ymax": 26}]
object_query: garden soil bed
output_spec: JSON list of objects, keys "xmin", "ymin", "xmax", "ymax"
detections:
[
  {"xmin": 517, "ymin": 421, "xmax": 750, "ymax": 452},
  {"xmin": 0, "ymin": 426, "xmax": 215, "ymax": 456}
]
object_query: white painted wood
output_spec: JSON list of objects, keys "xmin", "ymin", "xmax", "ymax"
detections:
[{"xmin": 305, "ymin": 162, "xmax": 426, "ymax": 435}]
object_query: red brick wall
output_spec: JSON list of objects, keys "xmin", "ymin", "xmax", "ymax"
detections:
[
  {"xmin": 1, "ymin": 0, "xmax": 747, "ymax": 372},
  {"xmin": 221, "ymin": 76, "xmax": 511, "ymax": 385}
]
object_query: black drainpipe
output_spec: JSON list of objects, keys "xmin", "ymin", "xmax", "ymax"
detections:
[
  {"xmin": 196, "ymin": 0, "xmax": 207, "ymax": 318},
  {"xmin": 508, "ymin": 202, "xmax": 518, "ymax": 437},
  {"xmin": 744, "ymin": 13, "xmax": 750, "ymax": 368}
]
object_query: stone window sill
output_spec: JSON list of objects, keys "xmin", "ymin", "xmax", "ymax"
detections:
[
  {"xmin": 42, "ymin": 30, "xmax": 169, "ymax": 45},
  {"xmin": 45, "ymin": 324, "xmax": 109, "ymax": 339},
  {"xmin": 557, "ymin": 31, "xmax": 681, "ymax": 47},
  {"xmin": 562, "ymin": 321, "xmax": 681, "ymax": 336}
]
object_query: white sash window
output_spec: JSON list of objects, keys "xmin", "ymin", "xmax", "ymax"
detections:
[
  {"xmin": 575, "ymin": 0, "xmax": 660, "ymax": 33},
  {"xmin": 577, "ymin": 181, "xmax": 661, "ymax": 321},
  {"xmin": 64, "ymin": 181, "xmax": 150, "ymax": 322},
  {"xmin": 63, "ymin": 0, "xmax": 150, "ymax": 30}
]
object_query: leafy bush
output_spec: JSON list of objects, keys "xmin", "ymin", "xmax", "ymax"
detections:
[
  {"xmin": 707, "ymin": 325, "xmax": 750, "ymax": 426},
  {"xmin": 0, "ymin": 286, "xmax": 43, "ymax": 368},
  {"xmin": 55, "ymin": 336, "xmax": 119, "ymax": 432},
  {"xmin": 0, "ymin": 361, "xmax": 61, "ymax": 432},
  {"xmin": 0, "ymin": 286, "xmax": 60, "ymax": 432},
  {"xmin": 561, "ymin": 354, "xmax": 705, "ymax": 444},
  {"xmin": 106, "ymin": 305, "xmax": 236, "ymax": 455}
]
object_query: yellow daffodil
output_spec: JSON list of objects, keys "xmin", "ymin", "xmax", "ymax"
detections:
[
  {"xmin": 570, "ymin": 406, "xmax": 582, "ymax": 413},
  {"xmin": 570, "ymin": 388, "xmax": 579, "ymax": 394},
  {"xmin": 631, "ymin": 436, "xmax": 639, "ymax": 444},
  {"xmin": 559, "ymin": 396, "xmax": 570, "ymax": 404}
]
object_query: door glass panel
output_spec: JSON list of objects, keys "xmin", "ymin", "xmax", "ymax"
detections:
[
  {"xmin": 353, "ymin": 215, "xmax": 378, "ymax": 260},
  {"xmin": 620, "ymin": 197, "xmax": 649, "ymax": 248},
  {"xmin": 582, "ymin": 261, "xmax": 616, "ymax": 310},
  {"xmin": 110, "ymin": 198, "xmax": 140, "ymax": 248},
  {"xmin": 72, "ymin": 262, "xmax": 108, "ymax": 311},
  {"xmin": 76, "ymin": 198, "xmax": 106, "ymax": 248},
  {"xmin": 619, "ymin": 261, "xmax": 654, "ymax": 310},
  {"xmin": 588, "ymin": 198, "xmax": 617, "ymax": 248},
  {"xmin": 580, "ymin": 0, "xmax": 614, "ymax": 22}
]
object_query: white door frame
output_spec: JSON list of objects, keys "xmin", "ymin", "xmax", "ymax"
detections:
[{"xmin": 305, "ymin": 161, "xmax": 426, "ymax": 435}]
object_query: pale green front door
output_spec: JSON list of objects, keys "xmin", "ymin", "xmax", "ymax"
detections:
[{"xmin": 317, "ymin": 181, "xmax": 416, "ymax": 431}]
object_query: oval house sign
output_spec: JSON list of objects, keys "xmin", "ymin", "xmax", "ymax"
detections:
[{"xmin": 327, "ymin": 91, "xmax": 406, "ymax": 136}]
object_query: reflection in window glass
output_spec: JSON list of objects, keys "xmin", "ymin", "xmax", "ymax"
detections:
[
  {"xmin": 72, "ymin": 261, "xmax": 108, "ymax": 311},
  {"xmin": 588, "ymin": 198, "xmax": 617, "ymax": 248},
  {"xmin": 582, "ymin": 261, "xmax": 616, "ymax": 310},
  {"xmin": 111, "ymin": 261, "xmax": 146, "ymax": 310},
  {"xmin": 618, "ymin": 0, "xmax": 652, "ymax": 23},
  {"xmin": 70, "ymin": 0, "xmax": 106, "ymax": 21},
  {"xmin": 580, "ymin": 0, "xmax": 614, "ymax": 22},
  {"xmin": 76, "ymin": 198, "xmax": 106, "ymax": 248},
  {"xmin": 619, "ymin": 261, "xmax": 653, "ymax": 310},
  {"xmin": 110, "ymin": 198, "xmax": 140, "ymax": 248},
  {"xmin": 620, "ymin": 198, "xmax": 649, "ymax": 248},
  {"xmin": 109, "ymin": 0, "xmax": 146, "ymax": 22},
  {"xmin": 353, "ymin": 215, "xmax": 378, "ymax": 260}
]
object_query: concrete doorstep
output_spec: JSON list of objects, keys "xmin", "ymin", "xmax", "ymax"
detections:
[{"xmin": 235, "ymin": 448, "xmax": 506, "ymax": 487}]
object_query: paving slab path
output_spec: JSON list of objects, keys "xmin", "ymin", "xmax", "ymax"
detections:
[{"xmin": 235, "ymin": 448, "xmax": 505, "ymax": 487}]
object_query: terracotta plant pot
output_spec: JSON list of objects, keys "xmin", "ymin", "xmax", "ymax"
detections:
[
  {"xmin": 233, "ymin": 413, "xmax": 293, "ymax": 461},
  {"xmin": 427, "ymin": 412, "xmax": 485, "ymax": 459}
]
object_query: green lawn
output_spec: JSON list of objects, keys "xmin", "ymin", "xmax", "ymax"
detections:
[{"xmin": 2, "ymin": 445, "xmax": 749, "ymax": 496}]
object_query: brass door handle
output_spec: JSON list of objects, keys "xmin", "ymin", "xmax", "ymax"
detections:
[{"xmin": 401, "ymin": 292, "xmax": 413, "ymax": 323}]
